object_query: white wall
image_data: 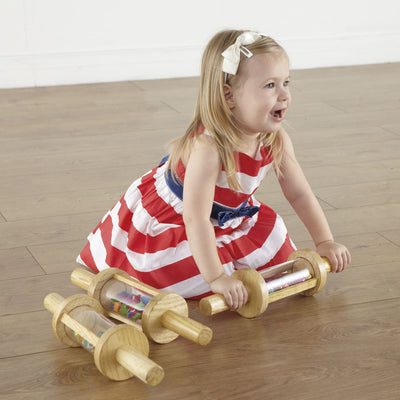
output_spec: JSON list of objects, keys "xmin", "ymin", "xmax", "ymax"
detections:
[{"xmin": 1, "ymin": 0, "xmax": 399, "ymax": 88}]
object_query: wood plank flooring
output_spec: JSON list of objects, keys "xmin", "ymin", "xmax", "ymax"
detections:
[{"xmin": 1, "ymin": 63, "xmax": 399, "ymax": 400}]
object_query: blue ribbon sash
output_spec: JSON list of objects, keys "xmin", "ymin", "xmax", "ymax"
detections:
[
  {"xmin": 212, "ymin": 200, "xmax": 260, "ymax": 227},
  {"xmin": 161, "ymin": 156, "xmax": 260, "ymax": 227}
]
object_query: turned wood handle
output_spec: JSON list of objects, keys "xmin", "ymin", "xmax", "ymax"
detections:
[
  {"xmin": 61, "ymin": 313, "xmax": 101, "ymax": 347},
  {"xmin": 115, "ymin": 345, "xmax": 164, "ymax": 386},
  {"xmin": 199, "ymin": 294, "xmax": 229, "ymax": 316},
  {"xmin": 160, "ymin": 310, "xmax": 213, "ymax": 346},
  {"xmin": 113, "ymin": 273, "xmax": 161, "ymax": 297},
  {"xmin": 71, "ymin": 267, "xmax": 95, "ymax": 291},
  {"xmin": 322, "ymin": 256, "xmax": 332, "ymax": 272},
  {"xmin": 43, "ymin": 292, "xmax": 65, "ymax": 314}
]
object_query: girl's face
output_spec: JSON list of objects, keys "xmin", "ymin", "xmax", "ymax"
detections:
[{"xmin": 225, "ymin": 52, "xmax": 291, "ymax": 140}]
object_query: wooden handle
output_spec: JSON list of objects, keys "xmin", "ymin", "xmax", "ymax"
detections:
[
  {"xmin": 43, "ymin": 292, "xmax": 65, "ymax": 314},
  {"xmin": 199, "ymin": 269, "xmax": 269, "ymax": 319},
  {"xmin": 61, "ymin": 313, "xmax": 101, "ymax": 347},
  {"xmin": 115, "ymin": 345, "xmax": 164, "ymax": 386},
  {"xmin": 160, "ymin": 310, "xmax": 212, "ymax": 346},
  {"xmin": 71, "ymin": 267, "xmax": 95, "ymax": 291},
  {"xmin": 268, "ymin": 278, "xmax": 318, "ymax": 303},
  {"xmin": 113, "ymin": 273, "xmax": 160, "ymax": 297},
  {"xmin": 199, "ymin": 294, "xmax": 229, "ymax": 316},
  {"xmin": 259, "ymin": 260, "xmax": 295, "ymax": 279},
  {"xmin": 321, "ymin": 256, "xmax": 332, "ymax": 272}
]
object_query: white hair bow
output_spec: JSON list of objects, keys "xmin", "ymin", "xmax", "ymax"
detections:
[{"xmin": 221, "ymin": 31, "xmax": 263, "ymax": 76}]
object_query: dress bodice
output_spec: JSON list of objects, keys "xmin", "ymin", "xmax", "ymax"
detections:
[{"xmin": 173, "ymin": 136, "xmax": 274, "ymax": 209}]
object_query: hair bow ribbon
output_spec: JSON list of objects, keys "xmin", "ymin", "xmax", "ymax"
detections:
[{"xmin": 221, "ymin": 31, "xmax": 263, "ymax": 75}]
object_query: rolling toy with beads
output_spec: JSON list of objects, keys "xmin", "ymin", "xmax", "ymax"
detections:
[
  {"xmin": 71, "ymin": 267, "xmax": 213, "ymax": 345},
  {"xmin": 199, "ymin": 249, "xmax": 333, "ymax": 318},
  {"xmin": 43, "ymin": 292, "xmax": 164, "ymax": 385}
]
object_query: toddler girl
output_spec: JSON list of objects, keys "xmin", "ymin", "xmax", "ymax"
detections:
[{"xmin": 77, "ymin": 30, "xmax": 351, "ymax": 310}]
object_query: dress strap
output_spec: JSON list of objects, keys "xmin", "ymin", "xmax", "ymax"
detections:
[
  {"xmin": 164, "ymin": 164, "xmax": 184, "ymax": 199},
  {"xmin": 159, "ymin": 155, "xmax": 170, "ymax": 166},
  {"xmin": 162, "ymin": 156, "xmax": 260, "ymax": 227}
]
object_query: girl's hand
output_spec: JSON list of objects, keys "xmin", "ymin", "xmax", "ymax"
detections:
[
  {"xmin": 209, "ymin": 274, "xmax": 248, "ymax": 311},
  {"xmin": 316, "ymin": 240, "xmax": 351, "ymax": 273}
]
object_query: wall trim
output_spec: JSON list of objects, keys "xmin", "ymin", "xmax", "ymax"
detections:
[{"xmin": 1, "ymin": 32, "xmax": 399, "ymax": 88}]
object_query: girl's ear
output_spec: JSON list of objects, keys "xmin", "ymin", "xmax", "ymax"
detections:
[{"xmin": 223, "ymin": 84, "xmax": 235, "ymax": 109}]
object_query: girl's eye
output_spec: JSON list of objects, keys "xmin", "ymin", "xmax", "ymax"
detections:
[
  {"xmin": 283, "ymin": 80, "xmax": 290, "ymax": 87},
  {"xmin": 265, "ymin": 82, "xmax": 275, "ymax": 89}
]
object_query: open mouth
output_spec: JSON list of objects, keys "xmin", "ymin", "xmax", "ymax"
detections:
[{"xmin": 270, "ymin": 109, "xmax": 285, "ymax": 121}]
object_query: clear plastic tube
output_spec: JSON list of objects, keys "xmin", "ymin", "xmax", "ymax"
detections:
[
  {"xmin": 101, "ymin": 280, "xmax": 153, "ymax": 324},
  {"xmin": 266, "ymin": 268, "xmax": 312, "ymax": 293},
  {"xmin": 69, "ymin": 309, "xmax": 115, "ymax": 353}
]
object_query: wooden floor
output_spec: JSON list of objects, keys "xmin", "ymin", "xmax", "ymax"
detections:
[{"xmin": 1, "ymin": 63, "xmax": 399, "ymax": 400}]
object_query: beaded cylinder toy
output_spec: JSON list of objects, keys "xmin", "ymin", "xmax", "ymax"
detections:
[
  {"xmin": 43, "ymin": 292, "xmax": 164, "ymax": 385},
  {"xmin": 199, "ymin": 249, "xmax": 332, "ymax": 318},
  {"xmin": 71, "ymin": 268, "xmax": 213, "ymax": 345}
]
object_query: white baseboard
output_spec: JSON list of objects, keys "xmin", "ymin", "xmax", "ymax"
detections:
[
  {"xmin": 282, "ymin": 31, "xmax": 400, "ymax": 69},
  {"xmin": 1, "ymin": 32, "xmax": 399, "ymax": 88},
  {"xmin": 0, "ymin": 46, "xmax": 202, "ymax": 88}
]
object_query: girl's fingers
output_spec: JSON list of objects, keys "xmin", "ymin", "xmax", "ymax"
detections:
[
  {"xmin": 230, "ymin": 283, "xmax": 248, "ymax": 311},
  {"xmin": 242, "ymin": 285, "xmax": 248, "ymax": 306},
  {"xmin": 217, "ymin": 279, "xmax": 248, "ymax": 311},
  {"xmin": 330, "ymin": 254, "xmax": 339, "ymax": 272},
  {"xmin": 341, "ymin": 253, "xmax": 348, "ymax": 271},
  {"xmin": 346, "ymin": 250, "xmax": 352, "ymax": 266},
  {"xmin": 334, "ymin": 250, "xmax": 350, "ymax": 272},
  {"xmin": 225, "ymin": 291, "xmax": 233, "ymax": 309},
  {"xmin": 230, "ymin": 291, "xmax": 238, "ymax": 311},
  {"xmin": 233, "ymin": 286, "xmax": 243, "ymax": 310},
  {"xmin": 317, "ymin": 241, "xmax": 350, "ymax": 273}
]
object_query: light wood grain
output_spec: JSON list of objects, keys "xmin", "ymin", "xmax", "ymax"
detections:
[
  {"xmin": 42, "ymin": 292, "xmax": 164, "ymax": 384},
  {"xmin": 71, "ymin": 267, "xmax": 212, "ymax": 345},
  {"xmin": 1, "ymin": 63, "xmax": 399, "ymax": 400},
  {"xmin": 199, "ymin": 268, "xmax": 269, "ymax": 318}
]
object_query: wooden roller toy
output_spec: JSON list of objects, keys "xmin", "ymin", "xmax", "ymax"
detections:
[
  {"xmin": 43, "ymin": 292, "xmax": 164, "ymax": 385},
  {"xmin": 199, "ymin": 249, "xmax": 332, "ymax": 318},
  {"xmin": 71, "ymin": 267, "xmax": 213, "ymax": 346}
]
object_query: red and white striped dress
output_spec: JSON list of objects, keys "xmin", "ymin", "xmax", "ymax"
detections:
[{"xmin": 77, "ymin": 132, "xmax": 296, "ymax": 299}]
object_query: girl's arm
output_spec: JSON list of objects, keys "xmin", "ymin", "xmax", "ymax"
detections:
[
  {"xmin": 182, "ymin": 135, "xmax": 248, "ymax": 309},
  {"xmin": 277, "ymin": 128, "xmax": 351, "ymax": 272}
]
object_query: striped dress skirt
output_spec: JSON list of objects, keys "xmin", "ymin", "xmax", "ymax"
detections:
[{"xmin": 77, "ymin": 143, "xmax": 296, "ymax": 299}]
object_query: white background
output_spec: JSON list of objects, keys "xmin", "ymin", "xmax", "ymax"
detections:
[{"xmin": 1, "ymin": 0, "xmax": 399, "ymax": 88}]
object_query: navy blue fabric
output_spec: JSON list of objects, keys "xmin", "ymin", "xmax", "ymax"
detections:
[
  {"xmin": 212, "ymin": 201, "xmax": 260, "ymax": 226},
  {"xmin": 161, "ymin": 156, "xmax": 260, "ymax": 227}
]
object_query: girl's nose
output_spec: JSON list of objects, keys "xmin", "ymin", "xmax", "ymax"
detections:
[{"xmin": 278, "ymin": 85, "xmax": 290, "ymax": 102}]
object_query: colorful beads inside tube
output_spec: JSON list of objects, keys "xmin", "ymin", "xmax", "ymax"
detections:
[
  {"xmin": 266, "ymin": 268, "xmax": 312, "ymax": 293},
  {"xmin": 110, "ymin": 291, "xmax": 151, "ymax": 322},
  {"xmin": 73, "ymin": 331, "xmax": 104, "ymax": 353}
]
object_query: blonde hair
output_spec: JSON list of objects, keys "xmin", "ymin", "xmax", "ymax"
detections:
[{"xmin": 168, "ymin": 29, "xmax": 287, "ymax": 190}]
